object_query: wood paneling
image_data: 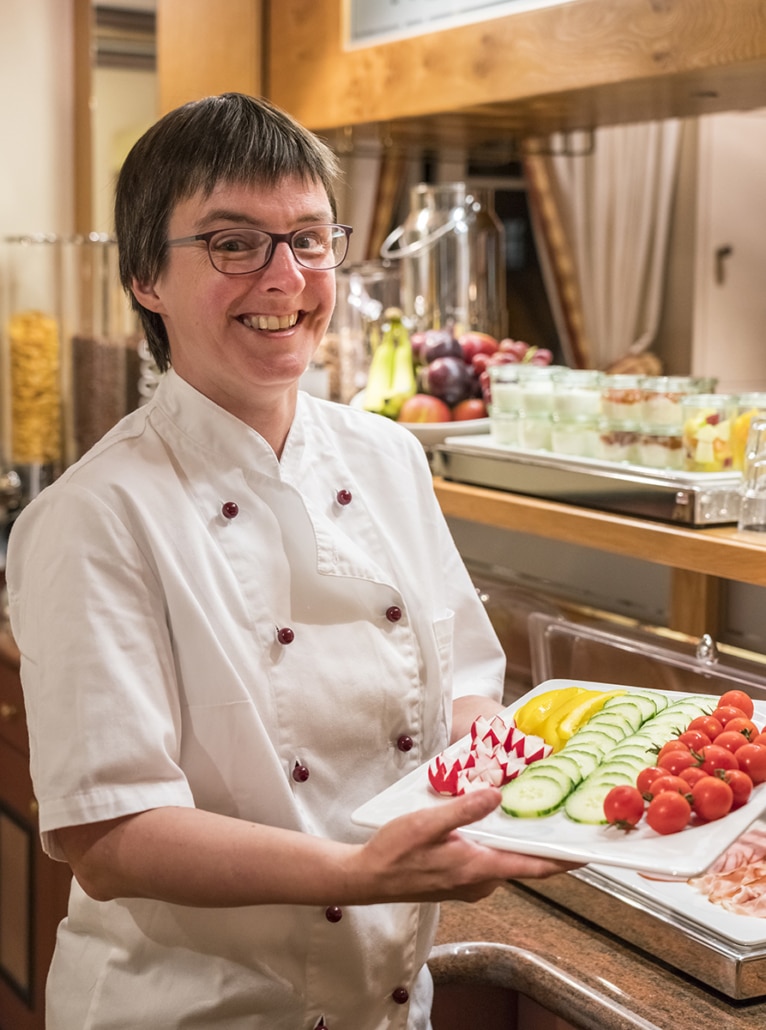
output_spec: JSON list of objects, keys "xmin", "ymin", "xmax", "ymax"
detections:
[
  {"xmin": 267, "ymin": 0, "xmax": 766, "ymax": 147},
  {"xmin": 156, "ymin": 0, "xmax": 264, "ymax": 115}
]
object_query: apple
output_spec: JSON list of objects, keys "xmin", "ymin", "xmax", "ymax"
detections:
[
  {"xmin": 452, "ymin": 398, "xmax": 488, "ymax": 421},
  {"xmin": 398, "ymin": 393, "xmax": 452, "ymax": 423},
  {"xmin": 458, "ymin": 331, "xmax": 498, "ymax": 364},
  {"xmin": 421, "ymin": 328, "xmax": 463, "ymax": 365}
]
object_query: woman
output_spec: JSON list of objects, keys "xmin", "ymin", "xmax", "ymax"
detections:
[{"xmin": 7, "ymin": 93, "xmax": 570, "ymax": 1029}]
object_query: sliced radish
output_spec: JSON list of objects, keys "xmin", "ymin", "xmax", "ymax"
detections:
[{"xmin": 428, "ymin": 714, "xmax": 552, "ymax": 796}]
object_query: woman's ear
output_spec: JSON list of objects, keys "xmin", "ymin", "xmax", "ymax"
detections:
[{"xmin": 132, "ymin": 277, "xmax": 164, "ymax": 314}]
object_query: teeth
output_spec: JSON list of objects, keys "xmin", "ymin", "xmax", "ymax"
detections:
[{"xmin": 242, "ymin": 313, "xmax": 298, "ymax": 331}]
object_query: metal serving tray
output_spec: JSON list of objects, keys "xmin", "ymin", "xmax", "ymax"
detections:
[
  {"xmin": 433, "ymin": 436, "xmax": 742, "ymax": 526},
  {"xmin": 520, "ymin": 856, "xmax": 766, "ymax": 999}
]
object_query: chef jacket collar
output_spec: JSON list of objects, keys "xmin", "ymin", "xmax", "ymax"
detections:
[{"xmin": 152, "ymin": 369, "xmax": 308, "ymax": 475}]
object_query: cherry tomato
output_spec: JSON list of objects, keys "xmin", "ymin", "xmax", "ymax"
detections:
[
  {"xmin": 714, "ymin": 729, "xmax": 752, "ymax": 755},
  {"xmin": 719, "ymin": 690, "xmax": 755, "ymax": 720},
  {"xmin": 636, "ymin": 766, "xmax": 665, "ymax": 794},
  {"xmin": 657, "ymin": 749, "xmax": 699, "ymax": 775},
  {"xmin": 677, "ymin": 729, "xmax": 711, "ymax": 751},
  {"xmin": 688, "ymin": 715, "xmax": 724, "ymax": 740},
  {"xmin": 646, "ymin": 792, "xmax": 692, "ymax": 835},
  {"xmin": 720, "ymin": 768, "xmax": 754, "ymax": 808},
  {"xmin": 735, "ymin": 744, "xmax": 766, "ymax": 785},
  {"xmin": 691, "ymin": 776, "xmax": 734, "ymax": 822},
  {"xmin": 723, "ymin": 717, "xmax": 759, "ymax": 740},
  {"xmin": 680, "ymin": 766, "xmax": 710, "ymax": 787},
  {"xmin": 714, "ymin": 705, "xmax": 750, "ymax": 729},
  {"xmin": 645, "ymin": 774, "xmax": 690, "ymax": 799},
  {"xmin": 698, "ymin": 744, "xmax": 739, "ymax": 776},
  {"xmin": 752, "ymin": 733, "xmax": 766, "ymax": 748},
  {"xmin": 603, "ymin": 785, "xmax": 645, "ymax": 828},
  {"xmin": 657, "ymin": 739, "xmax": 688, "ymax": 760}
]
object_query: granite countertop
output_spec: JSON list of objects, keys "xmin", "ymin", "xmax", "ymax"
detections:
[{"xmin": 431, "ymin": 877, "xmax": 766, "ymax": 1030}]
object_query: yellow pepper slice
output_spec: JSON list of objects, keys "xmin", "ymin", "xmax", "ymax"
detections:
[
  {"xmin": 539, "ymin": 689, "xmax": 605, "ymax": 750},
  {"xmin": 513, "ymin": 685, "xmax": 588, "ymax": 737},
  {"xmin": 555, "ymin": 689, "xmax": 626, "ymax": 745}
]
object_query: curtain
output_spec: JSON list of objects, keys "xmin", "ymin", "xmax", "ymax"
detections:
[{"xmin": 525, "ymin": 121, "xmax": 683, "ymax": 371}]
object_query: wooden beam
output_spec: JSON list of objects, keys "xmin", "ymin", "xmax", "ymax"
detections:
[{"xmin": 72, "ymin": 0, "xmax": 93, "ymax": 233}]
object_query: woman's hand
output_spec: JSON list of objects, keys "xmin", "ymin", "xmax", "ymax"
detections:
[{"xmin": 347, "ymin": 787, "xmax": 578, "ymax": 904}]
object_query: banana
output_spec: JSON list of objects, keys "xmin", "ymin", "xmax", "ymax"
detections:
[{"xmin": 363, "ymin": 308, "xmax": 417, "ymax": 419}]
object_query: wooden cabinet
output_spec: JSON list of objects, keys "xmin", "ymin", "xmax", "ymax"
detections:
[{"xmin": 0, "ymin": 634, "xmax": 71, "ymax": 1030}]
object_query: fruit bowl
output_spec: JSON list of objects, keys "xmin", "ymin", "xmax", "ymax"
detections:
[{"xmin": 398, "ymin": 417, "xmax": 490, "ymax": 447}]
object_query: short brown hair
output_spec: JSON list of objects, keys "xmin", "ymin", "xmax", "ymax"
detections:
[{"xmin": 115, "ymin": 93, "xmax": 340, "ymax": 371}]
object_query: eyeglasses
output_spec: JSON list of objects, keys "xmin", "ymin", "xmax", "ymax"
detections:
[{"xmin": 165, "ymin": 224, "xmax": 353, "ymax": 275}]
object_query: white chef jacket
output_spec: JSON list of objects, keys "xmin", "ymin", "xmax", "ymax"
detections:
[{"xmin": 7, "ymin": 370, "xmax": 505, "ymax": 1030}]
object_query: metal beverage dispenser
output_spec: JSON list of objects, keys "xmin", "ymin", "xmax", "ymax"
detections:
[{"xmin": 380, "ymin": 182, "xmax": 507, "ymax": 340}]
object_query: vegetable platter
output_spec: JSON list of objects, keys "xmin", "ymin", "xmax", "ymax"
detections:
[{"xmin": 351, "ymin": 679, "xmax": 766, "ymax": 878}]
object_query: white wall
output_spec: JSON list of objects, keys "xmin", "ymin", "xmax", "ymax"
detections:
[{"xmin": 0, "ymin": 0, "xmax": 74, "ymax": 237}]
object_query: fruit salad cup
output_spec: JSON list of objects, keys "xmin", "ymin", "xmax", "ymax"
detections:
[
  {"xmin": 681, "ymin": 394, "xmax": 737, "ymax": 473},
  {"xmin": 731, "ymin": 393, "xmax": 766, "ymax": 471}
]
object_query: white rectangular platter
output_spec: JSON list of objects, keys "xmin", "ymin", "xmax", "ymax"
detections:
[
  {"xmin": 587, "ymin": 851, "xmax": 766, "ymax": 946},
  {"xmin": 352, "ymin": 679, "xmax": 766, "ymax": 878}
]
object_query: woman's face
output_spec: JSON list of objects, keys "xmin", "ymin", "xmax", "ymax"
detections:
[{"xmin": 133, "ymin": 175, "xmax": 337, "ymax": 425}]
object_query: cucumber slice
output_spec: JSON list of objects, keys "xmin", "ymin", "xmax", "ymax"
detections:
[
  {"xmin": 531, "ymin": 753, "xmax": 583, "ymax": 786},
  {"xmin": 556, "ymin": 748, "xmax": 601, "ymax": 778},
  {"xmin": 564, "ymin": 728, "xmax": 622, "ymax": 754},
  {"xmin": 605, "ymin": 693, "xmax": 657, "ymax": 721},
  {"xmin": 584, "ymin": 767, "xmax": 637, "ymax": 787},
  {"xmin": 564, "ymin": 783, "xmax": 612, "ymax": 825},
  {"xmin": 516, "ymin": 762, "xmax": 574, "ymax": 793},
  {"xmin": 585, "ymin": 712, "xmax": 638, "ymax": 736},
  {"xmin": 592, "ymin": 702, "xmax": 644, "ymax": 733},
  {"xmin": 608, "ymin": 742, "xmax": 655, "ymax": 763},
  {"xmin": 597, "ymin": 755, "xmax": 645, "ymax": 776},
  {"xmin": 501, "ymin": 773, "xmax": 571, "ymax": 818}
]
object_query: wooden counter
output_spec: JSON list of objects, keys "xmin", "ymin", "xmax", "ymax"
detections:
[
  {"xmin": 432, "ymin": 880, "xmax": 766, "ymax": 1030},
  {"xmin": 434, "ymin": 476, "xmax": 766, "ymax": 639}
]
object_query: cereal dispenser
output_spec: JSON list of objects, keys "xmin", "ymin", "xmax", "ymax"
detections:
[
  {"xmin": 0, "ymin": 234, "xmax": 65, "ymax": 508},
  {"xmin": 0, "ymin": 233, "xmax": 141, "ymax": 518},
  {"xmin": 63, "ymin": 234, "xmax": 140, "ymax": 460}
]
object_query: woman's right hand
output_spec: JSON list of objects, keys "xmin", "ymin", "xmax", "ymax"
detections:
[{"xmin": 348, "ymin": 787, "xmax": 578, "ymax": 905}]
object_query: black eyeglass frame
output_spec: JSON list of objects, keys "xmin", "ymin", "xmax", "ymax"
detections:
[{"xmin": 165, "ymin": 224, "xmax": 353, "ymax": 274}]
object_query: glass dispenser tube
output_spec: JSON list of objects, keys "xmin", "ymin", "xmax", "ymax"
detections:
[
  {"xmin": 1, "ymin": 234, "xmax": 65, "ymax": 499},
  {"xmin": 63, "ymin": 234, "xmax": 140, "ymax": 461}
]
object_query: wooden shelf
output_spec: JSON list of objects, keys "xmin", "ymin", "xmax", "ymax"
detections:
[
  {"xmin": 268, "ymin": 0, "xmax": 766, "ymax": 144},
  {"xmin": 433, "ymin": 477, "xmax": 766, "ymax": 638}
]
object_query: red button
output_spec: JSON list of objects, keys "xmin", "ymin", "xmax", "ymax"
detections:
[
  {"xmin": 336, "ymin": 489, "xmax": 352, "ymax": 506},
  {"xmin": 325, "ymin": 905, "xmax": 343, "ymax": 922},
  {"xmin": 385, "ymin": 606, "xmax": 402, "ymax": 623},
  {"xmin": 392, "ymin": 986, "xmax": 409, "ymax": 1004},
  {"xmin": 292, "ymin": 762, "xmax": 309, "ymax": 783},
  {"xmin": 396, "ymin": 734, "xmax": 413, "ymax": 752},
  {"xmin": 221, "ymin": 501, "xmax": 239, "ymax": 519},
  {"xmin": 277, "ymin": 627, "xmax": 295, "ymax": 645}
]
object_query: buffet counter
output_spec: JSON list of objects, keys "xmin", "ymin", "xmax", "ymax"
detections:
[
  {"xmin": 432, "ymin": 879, "xmax": 766, "ymax": 1030},
  {"xmin": 433, "ymin": 476, "xmax": 766, "ymax": 640}
]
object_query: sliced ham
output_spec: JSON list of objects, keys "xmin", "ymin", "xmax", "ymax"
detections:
[{"xmin": 689, "ymin": 825, "xmax": 766, "ymax": 916}]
